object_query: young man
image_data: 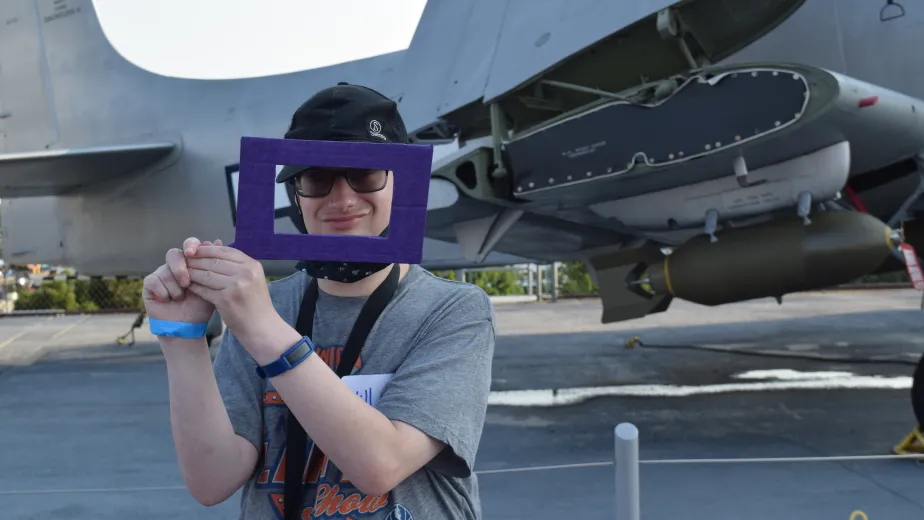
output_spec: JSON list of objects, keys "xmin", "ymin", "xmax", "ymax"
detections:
[{"xmin": 142, "ymin": 83, "xmax": 496, "ymax": 519}]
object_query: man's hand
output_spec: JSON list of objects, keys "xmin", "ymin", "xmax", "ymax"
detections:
[
  {"xmin": 143, "ymin": 237, "xmax": 222, "ymax": 323},
  {"xmin": 184, "ymin": 244, "xmax": 280, "ymax": 350},
  {"xmin": 147, "ymin": 238, "xmax": 263, "ymax": 506}
]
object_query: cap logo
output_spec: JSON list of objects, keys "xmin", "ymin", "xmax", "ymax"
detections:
[{"xmin": 368, "ymin": 120, "xmax": 387, "ymax": 141}]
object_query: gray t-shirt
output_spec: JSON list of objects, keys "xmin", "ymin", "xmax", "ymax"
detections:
[{"xmin": 212, "ymin": 264, "xmax": 495, "ymax": 520}]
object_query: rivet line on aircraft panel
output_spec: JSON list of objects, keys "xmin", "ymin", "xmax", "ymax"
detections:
[
  {"xmin": 519, "ymin": 112, "xmax": 804, "ymax": 194},
  {"xmin": 528, "ymin": 134, "xmax": 754, "ymax": 191},
  {"xmin": 514, "ymin": 68, "xmax": 811, "ymax": 195}
]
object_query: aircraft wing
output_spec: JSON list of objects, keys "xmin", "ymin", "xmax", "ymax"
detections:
[
  {"xmin": 407, "ymin": 0, "xmax": 924, "ymax": 326},
  {"xmin": 412, "ymin": 0, "xmax": 811, "ymax": 267},
  {"xmin": 399, "ymin": 0, "xmax": 807, "ymax": 141},
  {"xmin": 390, "ymin": 0, "xmax": 506, "ymax": 139},
  {"xmin": 0, "ymin": 142, "xmax": 176, "ymax": 197},
  {"xmin": 395, "ymin": 0, "xmax": 681, "ymax": 135},
  {"xmin": 480, "ymin": 0, "xmax": 685, "ymax": 104}
]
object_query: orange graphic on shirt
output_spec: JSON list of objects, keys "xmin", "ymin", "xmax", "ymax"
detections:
[
  {"xmin": 268, "ymin": 488, "xmax": 391, "ymax": 519},
  {"xmin": 315, "ymin": 344, "xmax": 364, "ymax": 372},
  {"xmin": 256, "ymin": 345, "xmax": 387, "ymax": 519}
]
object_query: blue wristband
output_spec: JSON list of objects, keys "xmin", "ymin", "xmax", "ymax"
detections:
[
  {"xmin": 150, "ymin": 318, "xmax": 209, "ymax": 338},
  {"xmin": 256, "ymin": 336, "xmax": 316, "ymax": 379}
]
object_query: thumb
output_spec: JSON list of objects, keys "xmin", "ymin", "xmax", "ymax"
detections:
[{"xmin": 183, "ymin": 237, "xmax": 202, "ymax": 256}]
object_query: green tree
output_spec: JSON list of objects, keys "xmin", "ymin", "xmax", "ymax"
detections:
[
  {"xmin": 13, "ymin": 281, "xmax": 87, "ymax": 311},
  {"xmin": 13, "ymin": 278, "xmax": 143, "ymax": 312},
  {"xmin": 468, "ymin": 270, "xmax": 524, "ymax": 296},
  {"xmin": 558, "ymin": 260, "xmax": 597, "ymax": 295}
]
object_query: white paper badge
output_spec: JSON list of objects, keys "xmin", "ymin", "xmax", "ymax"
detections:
[{"xmin": 343, "ymin": 373, "xmax": 393, "ymax": 406}]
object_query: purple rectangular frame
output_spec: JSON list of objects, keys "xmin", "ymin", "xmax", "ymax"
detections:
[{"xmin": 230, "ymin": 136, "xmax": 433, "ymax": 264}]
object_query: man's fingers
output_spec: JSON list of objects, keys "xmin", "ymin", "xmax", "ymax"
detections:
[
  {"xmin": 165, "ymin": 248, "xmax": 190, "ymax": 287},
  {"xmin": 187, "ymin": 267, "xmax": 233, "ymax": 290},
  {"xmin": 155, "ymin": 265, "xmax": 186, "ymax": 301},
  {"xmin": 187, "ymin": 282, "xmax": 217, "ymax": 303},
  {"xmin": 186, "ymin": 257, "xmax": 238, "ymax": 276},
  {"xmin": 143, "ymin": 273, "xmax": 170, "ymax": 303},
  {"xmin": 183, "ymin": 237, "xmax": 202, "ymax": 256},
  {"xmin": 192, "ymin": 245, "xmax": 247, "ymax": 263}
]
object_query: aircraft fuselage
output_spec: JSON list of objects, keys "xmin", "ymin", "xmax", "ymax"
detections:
[{"xmin": 0, "ymin": 0, "xmax": 922, "ymax": 279}]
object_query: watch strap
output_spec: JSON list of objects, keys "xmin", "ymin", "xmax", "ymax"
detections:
[{"xmin": 256, "ymin": 336, "xmax": 316, "ymax": 378}]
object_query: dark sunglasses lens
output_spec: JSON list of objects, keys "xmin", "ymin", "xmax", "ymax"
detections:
[
  {"xmin": 347, "ymin": 170, "xmax": 387, "ymax": 193},
  {"xmin": 295, "ymin": 169, "xmax": 387, "ymax": 197},
  {"xmin": 296, "ymin": 171, "xmax": 333, "ymax": 197}
]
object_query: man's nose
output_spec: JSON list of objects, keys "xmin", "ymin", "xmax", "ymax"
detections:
[{"xmin": 327, "ymin": 176, "xmax": 356, "ymax": 204}]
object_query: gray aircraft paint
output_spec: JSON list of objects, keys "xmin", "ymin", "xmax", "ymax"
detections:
[
  {"xmin": 0, "ymin": 0, "xmax": 530, "ymax": 275},
  {"xmin": 0, "ymin": 0, "xmax": 921, "ymax": 280}
]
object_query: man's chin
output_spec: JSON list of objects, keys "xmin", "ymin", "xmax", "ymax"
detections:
[
  {"xmin": 319, "ymin": 225, "xmax": 374, "ymax": 236},
  {"xmin": 309, "ymin": 219, "xmax": 384, "ymax": 237}
]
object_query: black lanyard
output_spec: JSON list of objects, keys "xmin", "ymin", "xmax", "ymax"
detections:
[{"xmin": 283, "ymin": 264, "xmax": 401, "ymax": 520}]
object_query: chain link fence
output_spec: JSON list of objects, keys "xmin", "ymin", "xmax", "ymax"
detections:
[{"xmin": 0, "ymin": 273, "xmax": 143, "ymax": 314}]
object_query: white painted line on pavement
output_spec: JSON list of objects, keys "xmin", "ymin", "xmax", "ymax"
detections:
[{"xmin": 487, "ymin": 369, "xmax": 914, "ymax": 407}]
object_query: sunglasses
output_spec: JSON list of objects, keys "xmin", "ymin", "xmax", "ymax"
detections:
[{"xmin": 292, "ymin": 168, "xmax": 389, "ymax": 198}]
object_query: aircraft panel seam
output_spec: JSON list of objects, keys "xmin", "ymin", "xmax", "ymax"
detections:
[
  {"xmin": 29, "ymin": 0, "xmax": 62, "ymax": 147},
  {"xmin": 830, "ymin": 0, "xmax": 849, "ymax": 75},
  {"xmin": 478, "ymin": 0, "xmax": 512, "ymax": 103}
]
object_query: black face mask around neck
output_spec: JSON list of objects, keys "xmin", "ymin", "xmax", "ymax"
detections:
[{"xmin": 295, "ymin": 226, "xmax": 392, "ymax": 283}]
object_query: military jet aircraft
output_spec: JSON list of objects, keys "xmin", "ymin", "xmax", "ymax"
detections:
[{"xmin": 0, "ymin": 0, "xmax": 921, "ymax": 428}]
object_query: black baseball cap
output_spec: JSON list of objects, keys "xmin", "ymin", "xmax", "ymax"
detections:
[{"xmin": 276, "ymin": 82, "xmax": 409, "ymax": 184}]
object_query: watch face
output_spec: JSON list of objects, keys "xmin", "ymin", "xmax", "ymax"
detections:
[{"xmin": 284, "ymin": 338, "xmax": 313, "ymax": 365}]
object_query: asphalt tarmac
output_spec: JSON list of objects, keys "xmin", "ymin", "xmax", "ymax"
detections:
[{"xmin": 0, "ymin": 289, "xmax": 922, "ymax": 519}]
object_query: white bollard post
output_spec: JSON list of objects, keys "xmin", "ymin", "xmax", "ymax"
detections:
[{"xmin": 615, "ymin": 423, "xmax": 641, "ymax": 520}]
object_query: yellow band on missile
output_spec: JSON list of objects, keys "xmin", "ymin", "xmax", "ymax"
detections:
[
  {"xmin": 885, "ymin": 226, "xmax": 894, "ymax": 250},
  {"xmin": 663, "ymin": 255, "xmax": 674, "ymax": 295}
]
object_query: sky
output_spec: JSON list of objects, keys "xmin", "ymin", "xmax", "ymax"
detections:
[
  {"xmin": 89, "ymin": 0, "xmax": 460, "ymax": 166},
  {"xmin": 92, "ymin": 0, "xmax": 429, "ymax": 79},
  {"xmin": 86, "ymin": 0, "xmax": 458, "ymax": 214}
]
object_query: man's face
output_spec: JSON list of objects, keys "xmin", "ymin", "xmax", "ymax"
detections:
[{"xmin": 294, "ymin": 167, "xmax": 393, "ymax": 237}]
